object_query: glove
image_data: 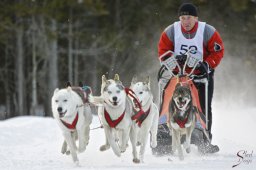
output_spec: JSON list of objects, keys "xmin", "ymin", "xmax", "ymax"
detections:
[
  {"xmin": 175, "ymin": 54, "xmax": 187, "ymax": 63},
  {"xmin": 197, "ymin": 61, "xmax": 209, "ymax": 74}
]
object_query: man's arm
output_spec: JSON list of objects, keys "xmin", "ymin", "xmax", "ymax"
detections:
[
  {"xmin": 158, "ymin": 31, "xmax": 174, "ymax": 59},
  {"xmin": 204, "ymin": 30, "xmax": 224, "ymax": 69}
]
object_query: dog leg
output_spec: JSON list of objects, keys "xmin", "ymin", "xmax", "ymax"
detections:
[
  {"xmin": 150, "ymin": 111, "xmax": 159, "ymax": 148},
  {"xmin": 130, "ymin": 125, "xmax": 140, "ymax": 163},
  {"xmin": 172, "ymin": 130, "xmax": 184, "ymax": 160},
  {"xmin": 104, "ymin": 126, "xmax": 121, "ymax": 157},
  {"xmin": 185, "ymin": 127, "xmax": 193, "ymax": 154},
  {"xmin": 136, "ymin": 130, "xmax": 141, "ymax": 146},
  {"xmin": 120, "ymin": 127, "xmax": 130, "ymax": 153},
  {"xmin": 139, "ymin": 128, "xmax": 149, "ymax": 163},
  {"xmin": 63, "ymin": 132, "xmax": 79, "ymax": 164},
  {"xmin": 61, "ymin": 140, "xmax": 68, "ymax": 154},
  {"xmin": 100, "ymin": 128, "xmax": 110, "ymax": 151},
  {"xmin": 77, "ymin": 126, "xmax": 87, "ymax": 153},
  {"xmin": 176, "ymin": 131, "xmax": 184, "ymax": 160},
  {"xmin": 171, "ymin": 129, "xmax": 177, "ymax": 153},
  {"xmin": 84, "ymin": 125, "xmax": 90, "ymax": 146}
]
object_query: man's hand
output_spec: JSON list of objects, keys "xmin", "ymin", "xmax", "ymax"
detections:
[{"xmin": 197, "ymin": 61, "xmax": 209, "ymax": 74}]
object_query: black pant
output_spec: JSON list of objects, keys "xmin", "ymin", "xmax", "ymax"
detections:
[{"xmin": 194, "ymin": 71, "xmax": 214, "ymax": 139}]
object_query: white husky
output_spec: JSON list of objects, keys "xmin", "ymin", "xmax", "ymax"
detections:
[
  {"xmin": 51, "ymin": 85, "xmax": 92, "ymax": 165},
  {"xmin": 130, "ymin": 76, "xmax": 159, "ymax": 162},
  {"xmin": 91, "ymin": 74, "xmax": 140, "ymax": 163}
]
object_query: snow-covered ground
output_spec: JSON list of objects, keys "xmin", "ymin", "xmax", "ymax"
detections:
[{"xmin": 0, "ymin": 101, "xmax": 255, "ymax": 170}]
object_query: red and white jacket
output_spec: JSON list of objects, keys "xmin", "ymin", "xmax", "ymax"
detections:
[{"xmin": 158, "ymin": 21, "xmax": 224, "ymax": 74}]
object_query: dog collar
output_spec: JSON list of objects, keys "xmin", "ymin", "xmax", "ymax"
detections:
[
  {"xmin": 104, "ymin": 109, "xmax": 125, "ymax": 128},
  {"xmin": 60, "ymin": 113, "xmax": 79, "ymax": 130}
]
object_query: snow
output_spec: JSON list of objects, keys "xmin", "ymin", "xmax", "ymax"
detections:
[{"xmin": 0, "ymin": 102, "xmax": 256, "ymax": 170}]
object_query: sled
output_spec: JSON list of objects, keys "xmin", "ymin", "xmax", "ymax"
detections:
[{"xmin": 152, "ymin": 50, "xmax": 213, "ymax": 155}]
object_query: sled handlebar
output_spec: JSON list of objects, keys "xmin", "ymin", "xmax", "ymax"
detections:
[{"xmin": 160, "ymin": 50, "xmax": 201, "ymax": 77}]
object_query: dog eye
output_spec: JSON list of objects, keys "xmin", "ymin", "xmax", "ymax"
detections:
[
  {"xmin": 116, "ymin": 90, "xmax": 120, "ymax": 93},
  {"xmin": 55, "ymin": 100, "xmax": 59, "ymax": 103},
  {"xmin": 139, "ymin": 91, "xmax": 143, "ymax": 94},
  {"xmin": 64, "ymin": 99, "xmax": 67, "ymax": 102},
  {"xmin": 108, "ymin": 91, "xmax": 112, "ymax": 94}
]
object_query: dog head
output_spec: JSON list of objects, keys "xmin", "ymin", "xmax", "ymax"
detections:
[
  {"xmin": 101, "ymin": 74, "xmax": 126, "ymax": 107},
  {"xmin": 51, "ymin": 86, "xmax": 79, "ymax": 118},
  {"xmin": 172, "ymin": 83, "xmax": 191, "ymax": 112},
  {"xmin": 130, "ymin": 76, "xmax": 151, "ymax": 106}
]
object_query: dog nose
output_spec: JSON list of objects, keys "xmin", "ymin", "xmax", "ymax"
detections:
[
  {"xmin": 113, "ymin": 96, "xmax": 117, "ymax": 101},
  {"xmin": 57, "ymin": 107, "xmax": 62, "ymax": 112}
]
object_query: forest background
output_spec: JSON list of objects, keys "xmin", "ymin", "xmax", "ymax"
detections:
[{"xmin": 0, "ymin": 0, "xmax": 255, "ymax": 119}]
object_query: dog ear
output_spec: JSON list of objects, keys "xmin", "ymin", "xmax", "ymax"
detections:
[
  {"xmin": 145, "ymin": 76, "xmax": 150, "ymax": 89},
  {"xmin": 131, "ymin": 76, "xmax": 137, "ymax": 85},
  {"xmin": 102, "ymin": 75, "xmax": 107, "ymax": 84},
  {"xmin": 66, "ymin": 82, "xmax": 72, "ymax": 87},
  {"xmin": 54, "ymin": 88, "xmax": 59, "ymax": 94},
  {"xmin": 79, "ymin": 81, "xmax": 83, "ymax": 87},
  {"xmin": 114, "ymin": 74, "xmax": 120, "ymax": 81}
]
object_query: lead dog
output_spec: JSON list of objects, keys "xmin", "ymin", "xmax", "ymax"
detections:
[
  {"xmin": 169, "ymin": 83, "xmax": 196, "ymax": 160},
  {"xmin": 90, "ymin": 74, "xmax": 140, "ymax": 163},
  {"xmin": 130, "ymin": 76, "xmax": 159, "ymax": 162},
  {"xmin": 51, "ymin": 84, "xmax": 92, "ymax": 165}
]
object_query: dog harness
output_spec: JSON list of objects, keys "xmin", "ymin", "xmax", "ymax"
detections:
[
  {"xmin": 133, "ymin": 106, "xmax": 151, "ymax": 127},
  {"xmin": 124, "ymin": 88, "xmax": 146, "ymax": 127},
  {"xmin": 173, "ymin": 104, "xmax": 192, "ymax": 128},
  {"xmin": 104, "ymin": 109, "xmax": 125, "ymax": 128},
  {"xmin": 60, "ymin": 113, "xmax": 79, "ymax": 129},
  {"xmin": 174, "ymin": 116, "xmax": 188, "ymax": 128}
]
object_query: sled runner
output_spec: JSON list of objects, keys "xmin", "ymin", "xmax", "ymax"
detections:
[{"xmin": 152, "ymin": 50, "xmax": 219, "ymax": 155}]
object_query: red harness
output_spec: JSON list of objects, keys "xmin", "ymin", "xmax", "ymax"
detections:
[
  {"xmin": 103, "ymin": 88, "xmax": 145, "ymax": 128},
  {"xmin": 134, "ymin": 106, "xmax": 151, "ymax": 127},
  {"xmin": 124, "ymin": 88, "xmax": 145, "ymax": 123},
  {"xmin": 174, "ymin": 116, "xmax": 188, "ymax": 128},
  {"xmin": 104, "ymin": 109, "xmax": 125, "ymax": 128},
  {"xmin": 173, "ymin": 104, "xmax": 191, "ymax": 128},
  {"xmin": 60, "ymin": 113, "xmax": 79, "ymax": 129}
]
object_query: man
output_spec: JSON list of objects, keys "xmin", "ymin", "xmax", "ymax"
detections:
[{"xmin": 157, "ymin": 3, "xmax": 224, "ymax": 154}]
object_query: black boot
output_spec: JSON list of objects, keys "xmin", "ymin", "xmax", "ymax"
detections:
[
  {"xmin": 198, "ymin": 140, "xmax": 219, "ymax": 154},
  {"xmin": 152, "ymin": 123, "xmax": 172, "ymax": 156},
  {"xmin": 191, "ymin": 128, "xmax": 219, "ymax": 154}
]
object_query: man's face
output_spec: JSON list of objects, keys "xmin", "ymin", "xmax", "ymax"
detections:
[{"xmin": 179, "ymin": 15, "xmax": 198, "ymax": 31}]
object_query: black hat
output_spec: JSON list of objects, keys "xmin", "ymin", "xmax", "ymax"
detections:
[{"xmin": 178, "ymin": 3, "xmax": 198, "ymax": 17}]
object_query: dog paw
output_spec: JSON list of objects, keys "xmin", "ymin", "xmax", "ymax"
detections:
[
  {"xmin": 171, "ymin": 148, "xmax": 176, "ymax": 154},
  {"xmin": 179, "ymin": 156, "xmax": 184, "ymax": 161},
  {"xmin": 78, "ymin": 146, "xmax": 86, "ymax": 153},
  {"xmin": 66, "ymin": 150, "xmax": 71, "ymax": 155},
  {"xmin": 120, "ymin": 146, "xmax": 126, "ymax": 153},
  {"xmin": 61, "ymin": 149, "xmax": 67, "ymax": 154},
  {"xmin": 139, "ymin": 155, "xmax": 144, "ymax": 163},
  {"xmin": 133, "ymin": 158, "xmax": 140, "ymax": 164},
  {"xmin": 100, "ymin": 144, "xmax": 110, "ymax": 151},
  {"xmin": 151, "ymin": 140, "xmax": 157, "ymax": 148},
  {"xmin": 186, "ymin": 147, "xmax": 191, "ymax": 153},
  {"xmin": 74, "ymin": 160, "xmax": 80, "ymax": 166}
]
